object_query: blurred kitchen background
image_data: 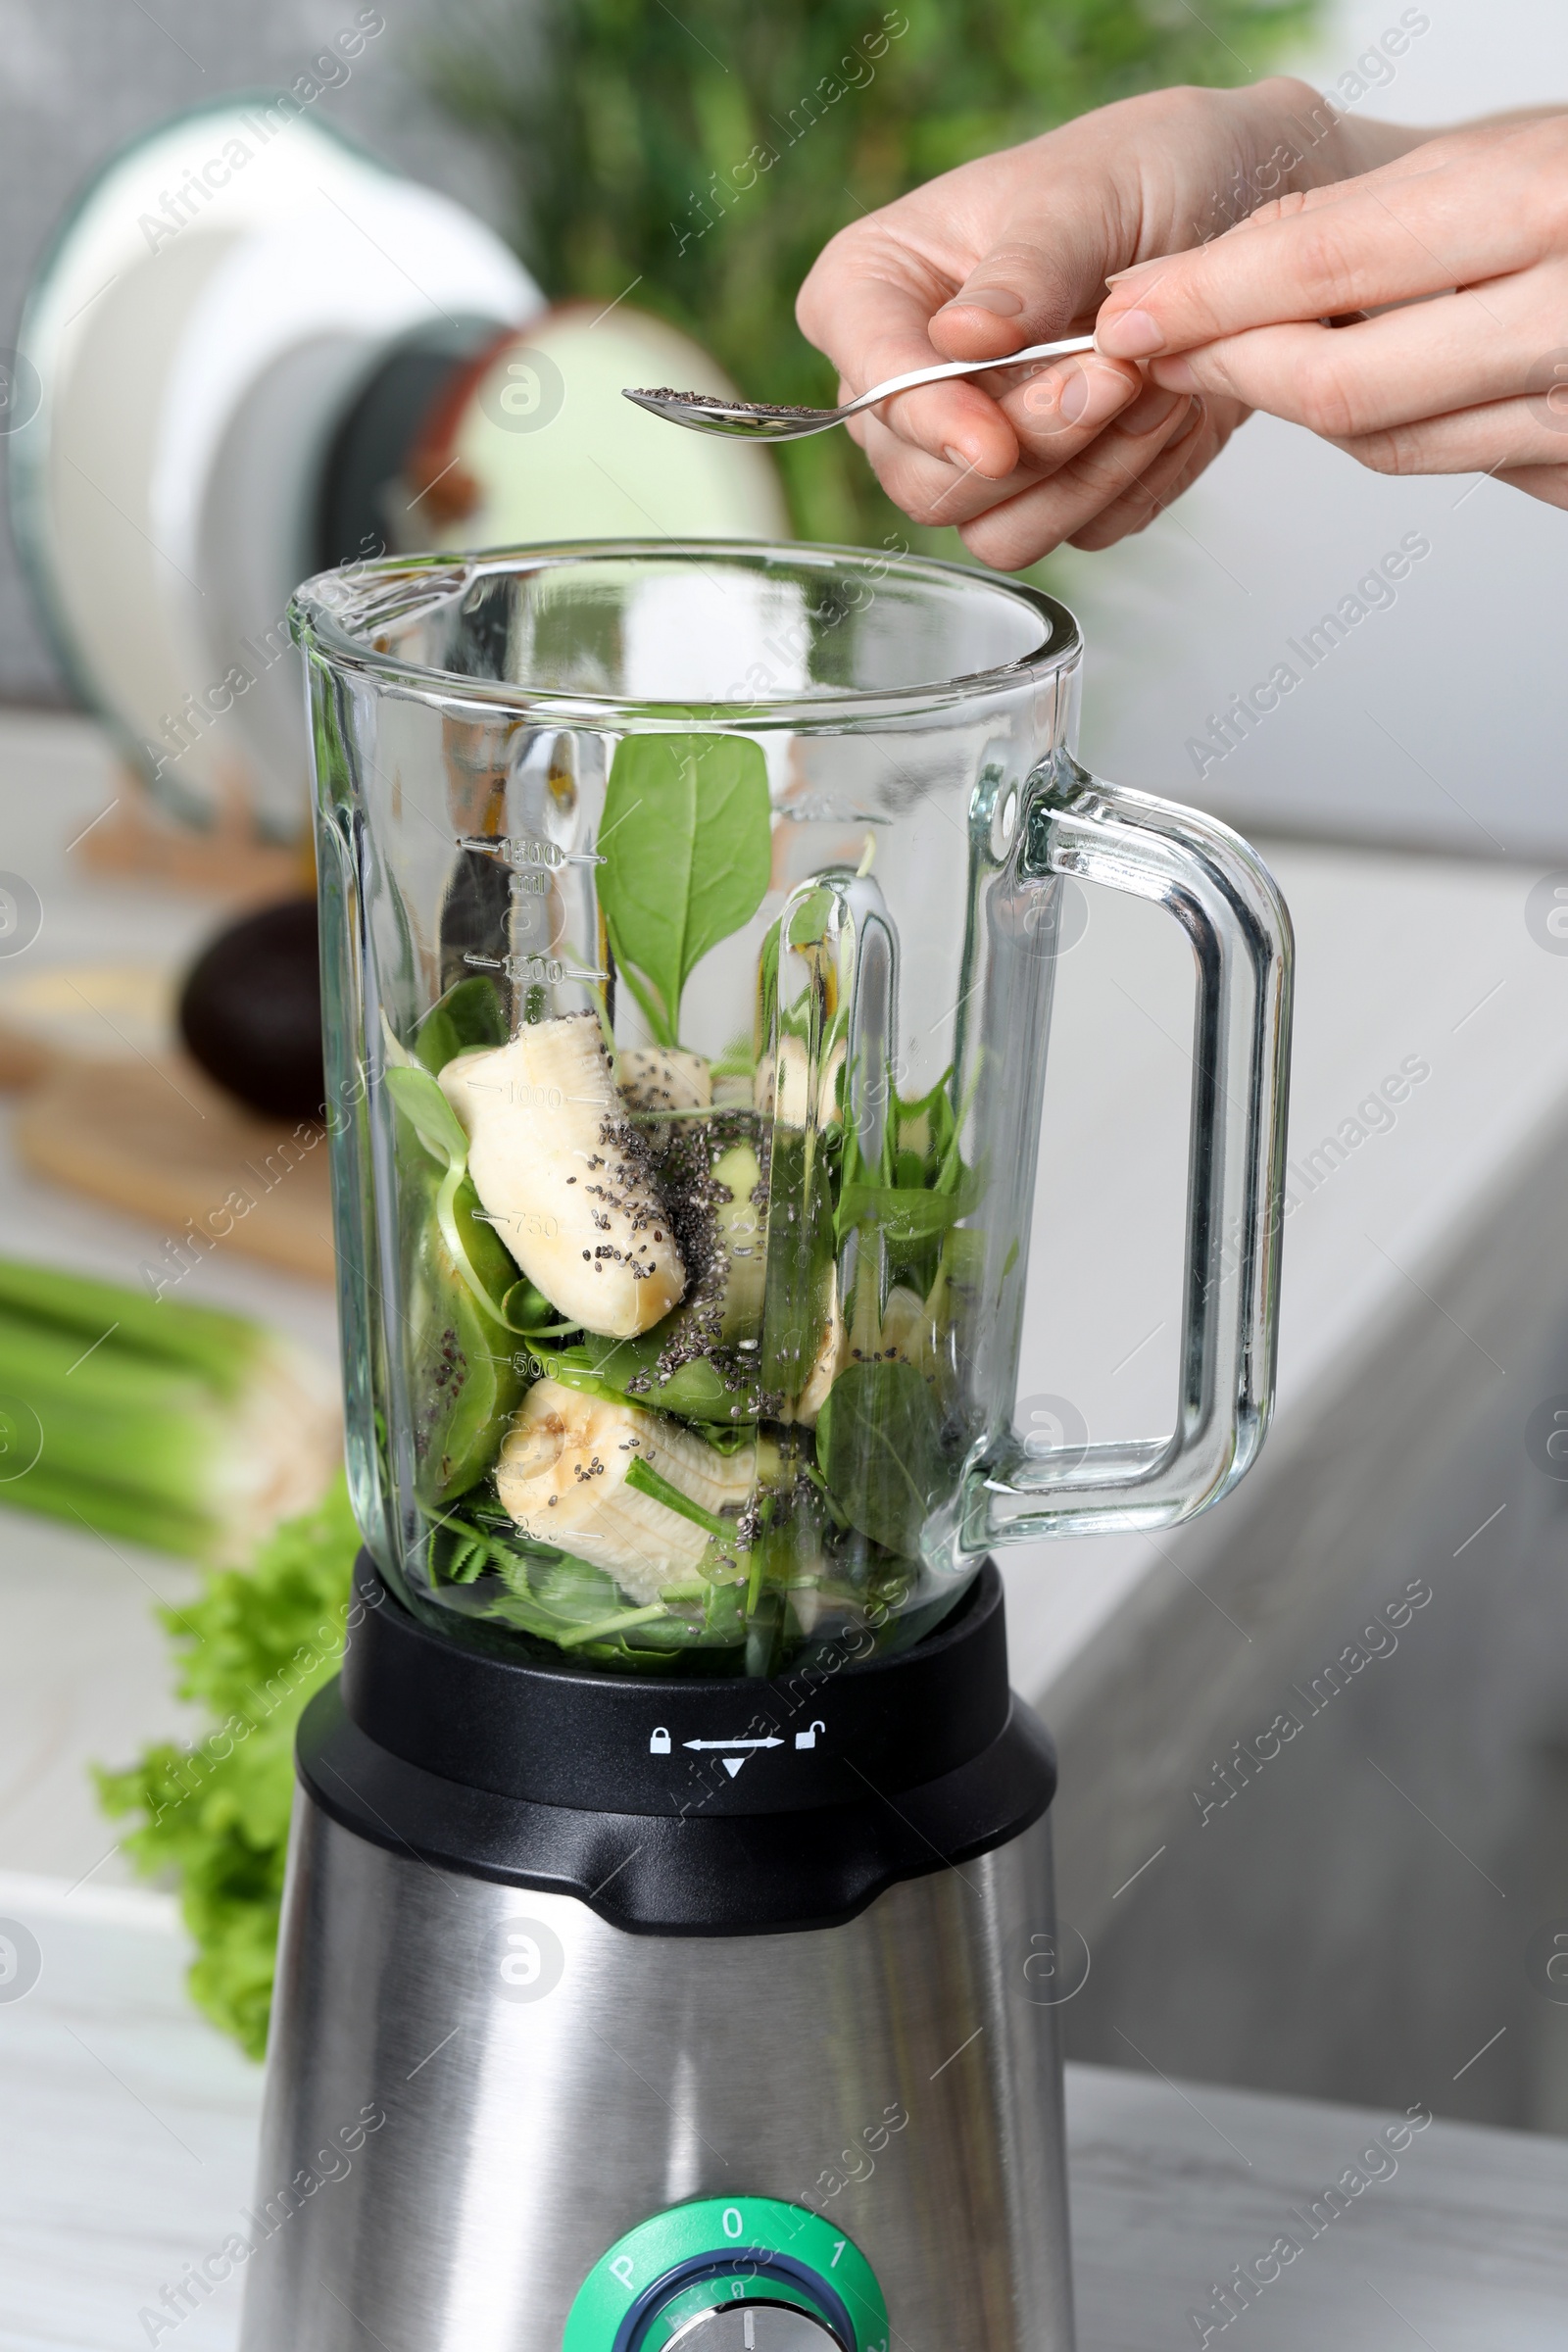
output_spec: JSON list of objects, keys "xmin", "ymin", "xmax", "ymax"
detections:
[
  {"xmin": 0, "ymin": 0, "xmax": 499, "ymax": 706},
  {"xmin": 4, "ymin": 0, "xmax": 1567, "ymax": 851},
  {"xmin": 1, "ymin": 0, "xmax": 1566, "ymax": 2176}
]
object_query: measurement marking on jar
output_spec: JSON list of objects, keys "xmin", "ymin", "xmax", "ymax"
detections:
[
  {"xmin": 473, "ymin": 1210, "xmax": 560, "ymax": 1240},
  {"xmin": 455, "ymin": 832, "xmax": 605, "ymax": 870},
  {"xmin": 463, "ymin": 1080, "xmax": 568, "ymax": 1110},
  {"xmin": 462, "ymin": 951, "xmax": 609, "ymax": 985}
]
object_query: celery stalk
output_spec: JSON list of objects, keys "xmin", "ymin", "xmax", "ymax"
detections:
[
  {"xmin": 0, "ymin": 1260, "xmax": 263, "ymax": 1394},
  {"xmin": 5, "ymin": 1459, "xmax": 220, "ymax": 1558},
  {"xmin": 0, "ymin": 1257, "xmax": 340, "ymax": 1563}
]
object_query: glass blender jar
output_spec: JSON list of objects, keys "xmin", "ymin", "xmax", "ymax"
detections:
[
  {"xmin": 291, "ymin": 538, "xmax": 1288, "ymax": 1674},
  {"xmin": 246, "ymin": 540, "xmax": 1292, "ymax": 2352},
  {"xmin": 294, "ymin": 541, "xmax": 1291, "ymax": 1681}
]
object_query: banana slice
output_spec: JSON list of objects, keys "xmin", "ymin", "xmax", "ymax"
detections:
[
  {"xmin": 496, "ymin": 1377, "xmax": 756, "ymax": 1601},
  {"xmin": 867, "ymin": 1284, "xmax": 931, "ymax": 1369},
  {"xmin": 754, "ymin": 1033, "xmax": 845, "ymax": 1128},
  {"xmin": 618, "ymin": 1048, "xmax": 711, "ymax": 1114},
  {"xmin": 779, "ymin": 1277, "xmax": 844, "ymax": 1427},
  {"xmin": 783, "ymin": 1279, "xmax": 937, "ymax": 1428},
  {"xmin": 845, "ymin": 1278, "xmax": 939, "ymax": 1382},
  {"xmin": 439, "ymin": 1014, "xmax": 685, "ymax": 1339}
]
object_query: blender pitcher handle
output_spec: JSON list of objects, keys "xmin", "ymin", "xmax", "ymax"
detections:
[{"xmin": 965, "ymin": 755, "xmax": 1293, "ymax": 1547}]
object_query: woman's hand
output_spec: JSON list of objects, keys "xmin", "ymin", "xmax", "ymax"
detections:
[
  {"xmin": 1098, "ymin": 117, "xmax": 1568, "ymax": 508},
  {"xmin": 796, "ymin": 77, "xmax": 1419, "ymax": 567}
]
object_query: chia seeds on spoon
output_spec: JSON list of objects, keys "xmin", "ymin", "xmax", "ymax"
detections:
[{"xmin": 631, "ymin": 386, "xmax": 829, "ymax": 420}]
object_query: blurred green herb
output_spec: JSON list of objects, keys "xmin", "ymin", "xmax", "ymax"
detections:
[{"xmin": 429, "ymin": 0, "xmax": 1319, "ymax": 549}]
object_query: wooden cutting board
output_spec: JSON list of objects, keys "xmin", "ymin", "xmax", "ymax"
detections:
[
  {"xmin": 14, "ymin": 1054, "xmax": 335, "ymax": 1283},
  {"xmin": 0, "ymin": 962, "xmax": 177, "ymax": 1090}
]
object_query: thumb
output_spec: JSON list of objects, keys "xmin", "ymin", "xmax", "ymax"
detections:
[
  {"xmin": 930, "ymin": 216, "xmax": 1144, "ymax": 451},
  {"xmin": 929, "ymin": 210, "xmax": 1112, "ymax": 360}
]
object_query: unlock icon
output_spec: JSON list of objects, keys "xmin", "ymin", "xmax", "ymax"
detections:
[
  {"xmin": 649, "ymin": 1728, "xmax": 671, "ymax": 1756},
  {"xmin": 795, "ymin": 1721, "xmax": 825, "ymax": 1750}
]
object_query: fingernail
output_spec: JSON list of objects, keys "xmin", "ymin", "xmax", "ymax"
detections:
[
  {"xmin": 1058, "ymin": 371, "xmax": 1092, "ymax": 424},
  {"xmin": 1169, "ymin": 397, "xmax": 1205, "ymax": 446},
  {"xmin": 1103, "ymin": 262, "xmax": 1161, "ymax": 287},
  {"xmin": 1020, "ymin": 360, "xmax": 1114, "ymax": 435},
  {"xmin": 1119, "ymin": 383, "xmax": 1182, "ymax": 436},
  {"xmin": 1151, "ymin": 354, "xmax": 1198, "ymax": 392},
  {"xmin": 1096, "ymin": 307, "xmax": 1166, "ymax": 359},
  {"xmin": 940, "ymin": 285, "xmax": 1023, "ymax": 318},
  {"xmin": 945, "ymin": 442, "xmax": 1005, "ymax": 477},
  {"xmin": 1033, "ymin": 359, "xmax": 1132, "ymax": 433}
]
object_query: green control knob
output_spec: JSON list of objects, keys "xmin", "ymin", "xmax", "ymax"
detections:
[
  {"xmin": 564, "ymin": 2198, "xmax": 889, "ymax": 2352},
  {"xmin": 665, "ymin": 2307, "xmax": 843, "ymax": 2349}
]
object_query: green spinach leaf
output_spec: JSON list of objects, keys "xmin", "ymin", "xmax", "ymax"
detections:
[
  {"xmin": 625, "ymin": 1454, "xmax": 730, "ymax": 1538},
  {"xmin": 598, "ymin": 733, "xmax": 772, "ymax": 1047},
  {"xmin": 387, "ymin": 1062, "xmax": 469, "ymax": 1166},
  {"xmin": 386, "ymin": 1063, "xmax": 518, "ymax": 1323},
  {"xmin": 541, "ymin": 1331, "xmax": 761, "ymax": 1424},
  {"xmin": 815, "ymin": 1359, "xmax": 947, "ymax": 1559},
  {"xmin": 836, "ymin": 1167, "xmax": 981, "ymax": 1248},
  {"xmin": 408, "ymin": 1209, "xmax": 522, "ymax": 1503},
  {"xmin": 500, "ymin": 1277, "xmax": 577, "ymax": 1339},
  {"xmin": 389, "ymin": 1062, "xmax": 524, "ymax": 1502},
  {"xmin": 414, "ymin": 975, "xmax": 509, "ymax": 1074}
]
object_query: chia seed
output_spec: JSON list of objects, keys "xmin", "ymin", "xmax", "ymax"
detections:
[{"xmin": 632, "ymin": 385, "xmax": 829, "ymax": 421}]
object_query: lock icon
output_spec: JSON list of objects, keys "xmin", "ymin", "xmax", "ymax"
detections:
[
  {"xmin": 795, "ymin": 1721, "xmax": 825, "ymax": 1750},
  {"xmin": 649, "ymin": 1728, "xmax": 671, "ymax": 1756}
]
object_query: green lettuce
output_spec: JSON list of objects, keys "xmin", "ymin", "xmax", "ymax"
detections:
[{"xmin": 96, "ymin": 1478, "xmax": 360, "ymax": 2061}]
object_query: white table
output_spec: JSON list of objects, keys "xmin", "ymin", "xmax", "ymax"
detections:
[{"xmin": 3, "ymin": 1877, "xmax": 1566, "ymax": 2352}]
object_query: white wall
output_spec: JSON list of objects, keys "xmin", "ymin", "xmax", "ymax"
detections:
[{"xmin": 1061, "ymin": 0, "xmax": 1568, "ymax": 859}]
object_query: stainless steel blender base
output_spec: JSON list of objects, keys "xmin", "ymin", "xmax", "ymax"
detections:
[{"xmin": 239, "ymin": 1792, "xmax": 1073, "ymax": 2350}]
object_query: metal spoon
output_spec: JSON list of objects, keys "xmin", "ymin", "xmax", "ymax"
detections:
[{"xmin": 622, "ymin": 333, "xmax": 1100, "ymax": 441}]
